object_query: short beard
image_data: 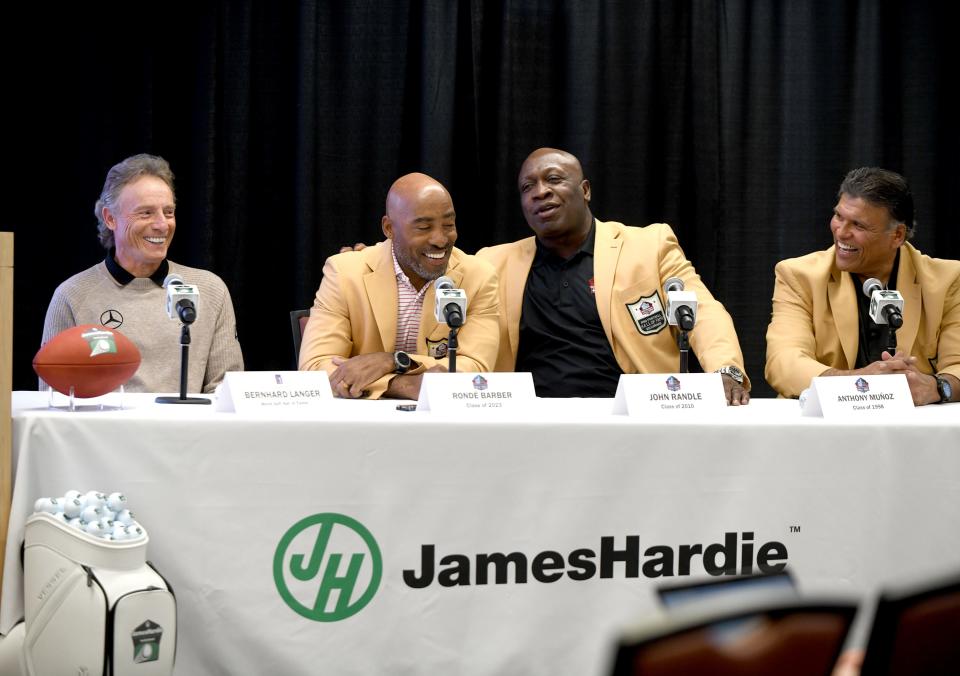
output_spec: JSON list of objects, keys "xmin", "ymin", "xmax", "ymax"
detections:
[{"xmin": 395, "ymin": 246, "xmax": 447, "ymax": 284}]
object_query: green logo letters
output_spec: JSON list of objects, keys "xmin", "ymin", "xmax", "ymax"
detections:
[{"xmin": 274, "ymin": 513, "xmax": 382, "ymax": 621}]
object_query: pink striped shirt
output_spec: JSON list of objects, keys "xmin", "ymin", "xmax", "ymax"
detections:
[{"xmin": 393, "ymin": 251, "xmax": 429, "ymax": 353}]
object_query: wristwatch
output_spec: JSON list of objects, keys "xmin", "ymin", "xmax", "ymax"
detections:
[
  {"xmin": 715, "ymin": 365, "xmax": 745, "ymax": 385},
  {"xmin": 935, "ymin": 374, "xmax": 953, "ymax": 404},
  {"xmin": 393, "ymin": 350, "xmax": 412, "ymax": 374}
]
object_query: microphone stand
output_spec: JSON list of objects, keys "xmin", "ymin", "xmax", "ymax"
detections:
[
  {"xmin": 447, "ymin": 327, "xmax": 459, "ymax": 373},
  {"xmin": 881, "ymin": 307, "xmax": 902, "ymax": 357},
  {"xmin": 156, "ymin": 323, "xmax": 211, "ymax": 404},
  {"xmin": 879, "ymin": 325, "xmax": 898, "ymax": 358},
  {"xmin": 442, "ymin": 301, "xmax": 464, "ymax": 374},
  {"xmin": 677, "ymin": 329, "xmax": 690, "ymax": 374}
]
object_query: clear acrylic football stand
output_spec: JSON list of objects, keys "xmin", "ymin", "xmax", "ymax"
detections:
[
  {"xmin": 47, "ymin": 384, "xmax": 127, "ymax": 411},
  {"xmin": 0, "ymin": 514, "xmax": 176, "ymax": 676}
]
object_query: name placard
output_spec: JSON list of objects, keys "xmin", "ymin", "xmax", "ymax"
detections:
[
  {"xmin": 416, "ymin": 372, "xmax": 535, "ymax": 413},
  {"xmin": 612, "ymin": 373, "xmax": 726, "ymax": 416},
  {"xmin": 801, "ymin": 374, "xmax": 913, "ymax": 418},
  {"xmin": 215, "ymin": 371, "xmax": 333, "ymax": 413}
]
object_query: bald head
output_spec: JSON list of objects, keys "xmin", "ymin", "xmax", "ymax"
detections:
[
  {"xmin": 381, "ymin": 172, "xmax": 457, "ymax": 290},
  {"xmin": 385, "ymin": 173, "xmax": 450, "ymax": 219},
  {"xmin": 519, "ymin": 148, "xmax": 585, "ymax": 184}
]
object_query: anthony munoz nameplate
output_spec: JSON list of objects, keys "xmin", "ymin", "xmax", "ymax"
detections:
[
  {"xmin": 216, "ymin": 371, "xmax": 333, "ymax": 413},
  {"xmin": 417, "ymin": 372, "xmax": 535, "ymax": 413},
  {"xmin": 801, "ymin": 374, "xmax": 913, "ymax": 418},
  {"xmin": 612, "ymin": 373, "xmax": 725, "ymax": 416}
]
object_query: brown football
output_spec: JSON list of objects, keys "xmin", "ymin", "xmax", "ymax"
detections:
[{"xmin": 33, "ymin": 324, "xmax": 141, "ymax": 397}]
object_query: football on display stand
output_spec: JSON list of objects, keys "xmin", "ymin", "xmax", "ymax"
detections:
[{"xmin": 32, "ymin": 324, "xmax": 141, "ymax": 398}]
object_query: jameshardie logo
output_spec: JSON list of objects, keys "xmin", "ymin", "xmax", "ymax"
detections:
[{"xmin": 273, "ymin": 513, "xmax": 382, "ymax": 621}]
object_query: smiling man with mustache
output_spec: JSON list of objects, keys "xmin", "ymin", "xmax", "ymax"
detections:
[
  {"xmin": 299, "ymin": 173, "xmax": 500, "ymax": 399},
  {"xmin": 477, "ymin": 148, "xmax": 750, "ymax": 403}
]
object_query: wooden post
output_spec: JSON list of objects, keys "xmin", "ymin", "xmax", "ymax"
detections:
[{"xmin": 0, "ymin": 232, "xmax": 13, "ymax": 601}]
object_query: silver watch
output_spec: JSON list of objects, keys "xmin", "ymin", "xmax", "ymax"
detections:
[{"xmin": 715, "ymin": 365, "xmax": 745, "ymax": 385}]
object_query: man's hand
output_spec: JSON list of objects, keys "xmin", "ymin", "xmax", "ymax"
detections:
[
  {"xmin": 822, "ymin": 350, "xmax": 913, "ymax": 378},
  {"xmin": 338, "ymin": 243, "xmax": 368, "ymax": 253},
  {"xmin": 329, "ymin": 352, "xmax": 393, "ymax": 398},
  {"xmin": 823, "ymin": 351, "xmax": 941, "ymax": 405},
  {"xmin": 721, "ymin": 374, "xmax": 750, "ymax": 406},
  {"xmin": 384, "ymin": 364, "xmax": 446, "ymax": 400},
  {"xmin": 880, "ymin": 351, "xmax": 942, "ymax": 405}
]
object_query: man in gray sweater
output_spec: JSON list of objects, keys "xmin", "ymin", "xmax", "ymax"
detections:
[{"xmin": 41, "ymin": 154, "xmax": 243, "ymax": 394}]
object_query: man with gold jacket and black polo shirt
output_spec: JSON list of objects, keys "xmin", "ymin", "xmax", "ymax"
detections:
[
  {"xmin": 476, "ymin": 147, "xmax": 750, "ymax": 404},
  {"xmin": 766, "ymin": 167, "xmax": 960, "ymax": 405}
]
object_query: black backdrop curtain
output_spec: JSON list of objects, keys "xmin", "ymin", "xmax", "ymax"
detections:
[{"xmin": 4, "ymin": 1, "xmax": 959, "ymax": 395}]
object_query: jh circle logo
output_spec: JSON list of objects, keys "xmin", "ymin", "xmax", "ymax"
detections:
[{"xmin": 273, "ymin": 513, "xmax": 382, "ymax": 621}]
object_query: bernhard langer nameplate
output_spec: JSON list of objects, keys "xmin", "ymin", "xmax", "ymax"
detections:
[{"xmin": 215, "ymin": 371, "xmax": 333, "ymax": 413}]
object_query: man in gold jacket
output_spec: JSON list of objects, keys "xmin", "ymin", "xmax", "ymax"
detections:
[
  {"xmin": 765, "ymin": 167, "xmax": 960, "ymax": 405},
  {"xmin": 300, "ymin": 173, "xmax": 499, "ymax": 399},
  {"xmin": 477, "ymin": 147, "xmax": 750, "ymax": 403}
]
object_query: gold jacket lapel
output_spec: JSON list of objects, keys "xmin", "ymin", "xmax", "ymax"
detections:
[
  {"xmin": 895, "ymin": 246, "xmax": 921, "ymax": 355},
  {"xmin": 828, "ymin": 263, "xmax": 858, "ymax": 369},
  {"xmin": 506, "ymin": 240, "xmax": 536, "ymax": 356},
  {"xmin": 593, "ymin": 221, "xmax": 623, "ymax": 349},
  {"xmin": 364, "ymin": 243, "xmax": 399, "ymax": 352}
]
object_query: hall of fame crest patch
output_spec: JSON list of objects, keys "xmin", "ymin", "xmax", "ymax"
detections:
[
  {"xmin": 625, "ymin": 291, "xmax": 667, "ymax": 335},
  {"xmin": 426, "ymin": 337, "xmax": 449, "ymax": 358}
]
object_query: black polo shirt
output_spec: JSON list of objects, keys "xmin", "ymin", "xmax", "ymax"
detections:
[
  {"xmin": 515, "ymin": 222, "xmax": 622, "ymax": 397},
  {"xmin": 854, "ymin": 249, "xmax": 900, "ymax": 367},
  {"xmin": 105, "ymin": 249, "xmax": 169, "ymax": 286}
]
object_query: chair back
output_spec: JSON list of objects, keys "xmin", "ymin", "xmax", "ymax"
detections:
[
  {"xmin": 861, "ymin": 572, "xmax": 960, "ymax": 675},
  {"xmin": 609, "ymin": 595, "xmax": 857, "ymax": 676},
  {"xmin": 289, "ymin": 309, "xmax": 311, "ymax": 368}
]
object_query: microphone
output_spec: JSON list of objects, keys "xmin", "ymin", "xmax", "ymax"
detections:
[
  {"xmin": 163, "ymin": 274, "xmax": 200, "ymax": 325},
  {"xmin": 434, "ymin": 276, "xmax": 467, "ymax": 328},
  {"xmin": 862, "ymin": 278, "xmax": 904, "ymax": 328},
  {"xmin": 664, "ymin": 276, "xmax": 697, "ymax": 331}
]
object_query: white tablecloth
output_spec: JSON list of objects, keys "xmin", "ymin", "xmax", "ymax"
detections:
[{"xmin": 3, "ymin": 392, "xmax": 960, "ymax": 675}]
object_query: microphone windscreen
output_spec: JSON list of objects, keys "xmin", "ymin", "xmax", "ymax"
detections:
[
  {"xmin": 163, "ymin": 273, "xmax": 185, "ymax": 288},
  {"xmin": 434, "ymin": 276, "xmax": 455, "ymax": 291},
  {"xmin": 664, "ymin": 276, "xmax": 684, "ymax": 293},
  {"xmin": 862, "ymin": 277, "xmax": 883, "ymax": 298}
]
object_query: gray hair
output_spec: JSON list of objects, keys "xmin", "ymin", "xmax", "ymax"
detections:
[{"xmin": 95, "ymin": 154, "xmax": 175, "ymax": 249}]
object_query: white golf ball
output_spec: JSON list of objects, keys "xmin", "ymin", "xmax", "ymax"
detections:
[
  {"xmin": 82, "ymin": 491, "xmax": 106, "ymax": 509},
  {"xmin": 51, "ymin": 512, "xmax": 68, "ymax": 523},
  {"xmin": 124, "ymin": 524, "xmax": 144, "ymax": 540},
  {"xmin": 115, "ymin": 509, "xmax": 135, "ymax": 526},
  {"xmin": 33, "ymin": 498, "xmax": 55, "ymax": 514},
  {"xmin": 68, "ymin": 517, "xmax": 83, "ymax": 529},
  {"xmin": 63, "ymin": 490, "xmax": 82, "ymax": 502},
  {"xmin": 62, "ymin": 498, "xmax": 83, "ymax": 518},
  {"xmin": 80, "ymin": 506, "xmax": 102, "ymax": 523},
  {"xmin": 106, "ymin": 492, "xmax": 127, "ymax": 512},
  {"xmin": 111, "ymin": 523, "xmax": 128, "ymax": 539},
  {"xmin": 84, "ymin": 521, "xmax": 105, "ymax": 536}
]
